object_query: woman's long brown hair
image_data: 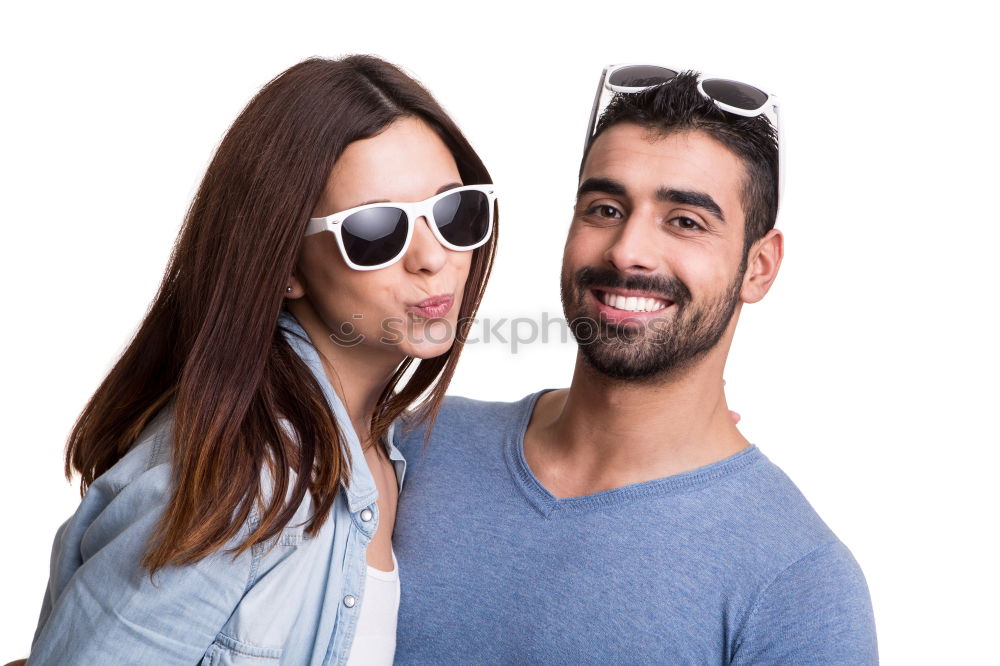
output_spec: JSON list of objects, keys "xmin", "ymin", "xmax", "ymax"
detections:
[{"xmin": 65, "ymin": 56, "xmax": 497, "ymax": 573}]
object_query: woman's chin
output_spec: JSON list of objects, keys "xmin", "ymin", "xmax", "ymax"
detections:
[
  {"xmin": 396, "ymin": 318, "xmax": 454, "ymax": 359},
  {"xmin": 401, "ymin": 339, "xmax": 455, "ymax": 360}
]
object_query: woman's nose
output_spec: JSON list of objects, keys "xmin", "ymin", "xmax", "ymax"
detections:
[{"xmin": 402, "ymin": 216, "xmax": 447, "ymax": 275}]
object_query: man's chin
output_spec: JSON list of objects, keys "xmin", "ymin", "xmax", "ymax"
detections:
[{"xmin": 578, "ymin": 346, "xmax": 675, "ymax": 382}]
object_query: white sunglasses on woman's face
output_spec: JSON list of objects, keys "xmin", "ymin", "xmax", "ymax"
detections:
[
  {"xmin": 585, "ymin": 64, "xmax": 782, "ymax": 203},
  {"xmin": 305, "ymin": 184, "xmax": 497, "ymax": 271}
]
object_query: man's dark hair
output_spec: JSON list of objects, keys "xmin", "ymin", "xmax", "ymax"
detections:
[{"xmin": 583, "ymin": 72, "xmax": 778, "ymax": 257}]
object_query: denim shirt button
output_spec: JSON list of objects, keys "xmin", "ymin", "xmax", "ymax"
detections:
[
  {"xmin": 360, "ymin": 509, "xmax": 373, "ymax": 522},
  {"xmin": 343, "ymin": 595, "xmax": 357, "ymax": 608}
]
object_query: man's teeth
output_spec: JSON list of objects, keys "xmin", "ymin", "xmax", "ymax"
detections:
[{"xmin": 599, "ymin": 292, "xmax": 668, "ymax": 312}]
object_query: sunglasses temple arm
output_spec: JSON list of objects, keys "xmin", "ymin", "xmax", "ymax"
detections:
[
  {"xmin": 584, "ymin": 68, "xmax": 610, "ymax": 152},
  {"xmin": 774, "ymin": 102, "xmax": 784, "ymax": 221}
]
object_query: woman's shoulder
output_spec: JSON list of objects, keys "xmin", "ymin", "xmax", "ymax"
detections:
[
  {"xmin": 90, "ymin": 408, "xmax": 318, "ymax": 540},
  {"xmin": 86, "ymin": 405, "xmax": 177, "ymax": 500},
  {"xmin": 49, "ymin": 404, "xmax": 321, "ymax": 592}
]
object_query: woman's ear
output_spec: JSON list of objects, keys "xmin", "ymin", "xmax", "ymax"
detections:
[
  {"xmin": 285, "ymin": 272, "xmax": 305, "ymax": 300},
  {"xmin": 740, "ymin": 229, "xmax": 784, "ymax": 304}
]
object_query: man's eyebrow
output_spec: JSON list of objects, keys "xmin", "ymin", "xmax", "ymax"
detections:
[
  {"xmin": 658, "ymin": 188, "xmax": 726, "ymax": 223},
  {"xmin": 577, "ymin": 177, "xmax": 627, "ymax": 199}
]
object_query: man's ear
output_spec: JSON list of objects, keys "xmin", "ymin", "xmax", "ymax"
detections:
[{"xmin": 741, "ymin": 229, "xmax": 783, "ymax": 304}]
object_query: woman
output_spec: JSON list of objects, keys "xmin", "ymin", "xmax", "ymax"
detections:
[{"xmin": 22, "ymin": 55, "xmax": 497, "ymax": 665}]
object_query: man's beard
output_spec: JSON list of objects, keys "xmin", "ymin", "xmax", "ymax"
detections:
[{"xmin": 559, "ymin": 263, "xmax": 745, "ymax": 382}]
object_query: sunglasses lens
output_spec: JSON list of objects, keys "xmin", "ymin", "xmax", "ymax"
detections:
[
  {"xmin": 701, "ymin": 78, "xmax": 769, "ymax": 111},
  {"xmin": 432, "ymin": 189, "xmax": 491, "ymax": 247},
  {"xmin": 607, "ymin": 65, "xmax": 678, "ymax": 88},
  {"xmin": 341, "ymin": 207, "xmax": 409, "ymax": 267}
]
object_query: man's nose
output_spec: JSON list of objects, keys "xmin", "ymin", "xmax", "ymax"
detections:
[{"xmin": 604, "ymin": 209, "xmax": 660, "ymax": 273}]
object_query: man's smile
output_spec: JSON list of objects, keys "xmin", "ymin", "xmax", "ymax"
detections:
[
  {"xmin": 591, "ymin": 287, "xmax": 672, "ymax": 313},
  {"xmin": 587, "ymin": 288, "xmax": 676, "ymax": 323}
]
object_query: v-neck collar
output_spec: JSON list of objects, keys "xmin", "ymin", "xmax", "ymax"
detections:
[{"xmin": 504, "ymin": 389, "xmax": 763, "ymax": 519}]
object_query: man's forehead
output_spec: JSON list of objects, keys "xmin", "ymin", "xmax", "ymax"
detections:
[{"xmin": 581, "ymin": 124, "xmax": 746, "ymax": 204}]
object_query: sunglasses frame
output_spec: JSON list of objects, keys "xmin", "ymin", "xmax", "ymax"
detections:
[
  {"xmin": 585, "ymin": 63, "xmax": 783, "ymax": 205},
  {"xmin": 305, "ymin": 184, "xmax": 497, "ymax": 271}
]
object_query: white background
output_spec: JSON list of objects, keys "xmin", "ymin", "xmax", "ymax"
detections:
[{"xmin": 1, "ymin": 1, "xmax": 996, "ymax": 663}]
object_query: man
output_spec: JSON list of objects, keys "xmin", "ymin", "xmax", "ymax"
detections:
[{"xmin": 392, "ymin": 67, "xmax": 878, "ymax": 664}]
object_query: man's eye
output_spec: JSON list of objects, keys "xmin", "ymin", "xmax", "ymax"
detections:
[
  {"xmin": 586, "ymin": 205, "xmax": 623, "ymax": 219},
  {"xmin": 670, "ymin": 216, "xmax": 704, "ymax": 231}
]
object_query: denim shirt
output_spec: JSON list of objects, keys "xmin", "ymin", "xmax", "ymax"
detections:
[{"xmin": 27, "ymin": 311, "xmax": 406, "ymax": 666}]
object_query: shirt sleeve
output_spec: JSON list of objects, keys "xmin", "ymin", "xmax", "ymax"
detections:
[
  {"xmin": 732, "ymin": 540, "xmax": 879, "ymax": 665},
  {"xmin": 27, "ymin": 460, "xmax": 260, "ymax": 666}
]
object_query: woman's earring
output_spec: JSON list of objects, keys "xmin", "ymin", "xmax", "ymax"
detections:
[{"xmin": 286, "ymin": 286, "xmax": 292, "ymax": 293}]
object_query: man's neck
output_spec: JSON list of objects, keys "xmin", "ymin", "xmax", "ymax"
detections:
[{"xmin": 524, "ymin": 350, "xmax": 749, "ymax": 499}]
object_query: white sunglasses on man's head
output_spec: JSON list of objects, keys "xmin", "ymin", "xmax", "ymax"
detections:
[
  {"xmin": 586, "ymin": 64, "xmax": 782, "ymax": 202},
  {"xmin": 305, "ymin": 184, "xmax": 497, "ymax": 271}
]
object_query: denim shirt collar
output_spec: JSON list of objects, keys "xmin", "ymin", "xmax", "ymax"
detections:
[{"xmin": 277, "ymin": 310, "xmax": 402, "ymax": 513}]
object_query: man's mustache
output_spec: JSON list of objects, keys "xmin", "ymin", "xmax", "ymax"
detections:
[{"xmin": 574, "ymin": 266, "xmax": 692, "ymax": 308}]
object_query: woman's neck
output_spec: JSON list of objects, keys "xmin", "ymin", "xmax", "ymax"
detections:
[{"xmin": 286, "ymin": 302, "xmax": 404, "ymax": 446}]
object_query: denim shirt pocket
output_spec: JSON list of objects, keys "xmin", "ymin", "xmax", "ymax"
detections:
[
  {"xmin": 196, "ymin": 535, "xmax": 303, "ymax": 664},
  {"xmin": 200, "ymin": 633, "xmax": 284, "ymax": 664},
  {"xmin": 201, "ymin": 487, "xmax": 338, "ymax": 664}
]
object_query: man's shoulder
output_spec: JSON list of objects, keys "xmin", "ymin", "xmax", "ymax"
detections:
[
  {"xmin": 436, "ymin": 392, "xmax": 537, "ymax": 427},
  {"xmin": 729, "ymin": 457, "xmax": 866, "ymax": 582},
  {"xmin": 693, "ymin": 449, "xmax": 846, "ymax": 571},
  {"xmin": 666, "ymin": 450, "xmax": 877, "ymax": 657},
  {"xmin": 394, "ymin": 390, "xmax": 549, "ymax": 458},
  {"xmin": 733, "ymin": 534, "xmax": 878, "ymax": 662}
]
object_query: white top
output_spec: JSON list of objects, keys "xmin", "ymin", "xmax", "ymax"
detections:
[{"xmin": 345, "ymin": 552, "xmax": 400, "ymax": 665}]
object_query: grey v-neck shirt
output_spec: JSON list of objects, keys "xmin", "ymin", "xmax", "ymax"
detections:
[{"xmin": 392, "ymin": 391, "xmax": 877, "ymax": 664}]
